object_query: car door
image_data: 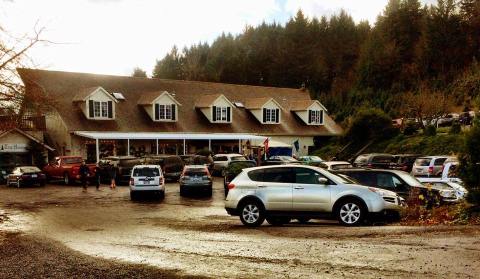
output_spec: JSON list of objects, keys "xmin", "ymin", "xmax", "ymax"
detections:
[
  {"xmin": 292, "ymin": 167, "xmax": 332, "ymax": 212},
  {"xmin": 253, "ymin": 167, "xmax": 293, "ymax": 211}
]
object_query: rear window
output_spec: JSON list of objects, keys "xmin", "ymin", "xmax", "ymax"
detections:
[
  {"xmin": 214, "ymin": 156, "xmax": 228, "ymax": 161},
  {"xmin": 231, "ymin": 156, "xmax": 246, "ymax": 161},
  {"xmin": 415, "ymin": 158, "xmax": 431, "ymax": 166},
  {"xmin": 184, "ymin": 169, "xmax": 208, "ymax": 176},
  {"xmin": 434, "ymin": 158, "xmax": 447, "ymax": 166},
  {"xmin": 133, "ymin": 167, "xmax": 160, "ymax": 177},
  {"xmin": 372, "ymin": 155, "xmax": 394, "ymax": 163}
]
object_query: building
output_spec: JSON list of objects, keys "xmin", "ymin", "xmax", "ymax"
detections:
[{"xmin": 18, "ymin": 68, "xmax": 342, "ymax": 162}]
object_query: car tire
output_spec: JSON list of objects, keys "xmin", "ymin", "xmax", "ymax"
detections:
[
  {"xmin": 180, "ymin": 186, "xmax": 186, "ymax": 196},
  {"xmin": 336, "ymin": 199, "xmax": 365, "ymax": 226},
  {"xmin": 266, "ymin": 217, "xmax": 291, "ymax": 226},
  {"xmin": 239, "ymin": 200, "xmax": 265, "ymax": 227},
  {"xmin": 206, "ymin": 187, "xmax": 212, "ymax": 197},
  {"xmin": 297, "ymin": 218, "xmax": 310, "ymax": 224},
  {"xmin": 130, "ymin": 191, "xmax": 137, "ymax": 201},
  {"xmin": 158, "ymin": 191, "xmax": 165, "ymax": 200},
  {"xmin": 63, "ymin": 173, "xmax": 71, "ymax": 185}
]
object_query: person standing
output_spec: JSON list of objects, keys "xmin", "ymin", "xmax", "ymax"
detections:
[
  {"xmin": 94, "ymin": 163, "xmax": 101, "ymax": 190},
  {"xmin": 79, "ymin": 160, "xmax": 90, "ymax": 191},
  {"xmin": 107, "ymin": 162, "xmax": 117, "ymax": 189}
]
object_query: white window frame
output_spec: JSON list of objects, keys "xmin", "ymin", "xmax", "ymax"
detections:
[
  {"xmin": 101, "ymin": 102, "xmax": 108, "ymax": 117},
  {"xmin": 159, "ymin": 104, "xmax": 173, "ymax": 120},
  {"xmin": 91, "ymin": 101, "xmax": 110, "ymax": 119},
  {"xmin": 215, "ymin": 106, "xmax": 228, "ymax": 122},
  {"xmin": 310, "ymin": 110, "xmax": 323, "ymax": 124},
  {"xmin": 264, "ymin": 108, "xmax": 277, "ymax": 123}
]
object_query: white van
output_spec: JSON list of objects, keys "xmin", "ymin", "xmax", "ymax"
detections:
[{"xmin": 129, "ymin": 165, "xmax": 165, "ymax": 200}]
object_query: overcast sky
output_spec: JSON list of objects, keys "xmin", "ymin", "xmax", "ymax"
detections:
[{"xmin": 1, "ymin": 0, "xmax": 437, "ymax": 76}]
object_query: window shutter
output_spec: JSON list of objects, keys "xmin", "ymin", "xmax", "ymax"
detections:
[
  {"xmin": 227, "ymin": 107, "xmax": 231, "ymax": 122},
  {"xmin": 263, "ymin": 108, "xmax": 267, "ymax": 123},
  {"xmin": 107, "ymin": 101, "xmax": 113, "ymax": 118},
  {"xmin": 88, "ymin": 100, "xmax": 94, "ymax": 118},
  {"xmin": 171, "ymin": 104, "xmax": 176, "ymax": 121},
  {"xmin": 320, "ymin": 110, "xmax": 324, "ymax": 124},
  {"xmin": 212, "ymin": 106, "xmax": 217, "ymax": 122},
  {"xmin": 155, "ymin": 104, "xmax": 159, "ymax": 120},
  {"xmin": 308, "ymin": 110, "xmax": 312, "ymax": 124},
  {"xmin": 275, "ymin": 109, "xmax": 279, "ymax": 123}
]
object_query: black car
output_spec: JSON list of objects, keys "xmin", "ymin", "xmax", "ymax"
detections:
[
  {"xmin": 353, "ymin": 153, "xmax": 396, "ymax": 169},
  {"xmin": 179, "ymin": 165, "xmax": 212, "ymax": 196},
  {"xmin": 144, "ymin": 155, "xmax": 184, "ymax": 182},
  {"xmin": 392, "ymin": 154, "xmax": 422, "ymax": 172},
  {"xmin": 99, "ymin": 156, "xmax": 142, "ymax": 185},
  {"xmin": 6, "ymin": 166, "xmax": 46, "ymax": 187},
  {"xmin": 333, "ymin": 168, "xmax": 456, "ymax": 203},
  {"xmin": 261, "ymin": 156, "xmax": 300, "ymax": 166},
  {"xmin": 223, "ymin": 160, "xmax": 257, "ymax": 196}
]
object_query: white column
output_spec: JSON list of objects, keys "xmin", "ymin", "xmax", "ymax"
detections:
[
  {"xmin": 208, "ymin": 139, "xmax": 211, "ymax": 151},
  {"xmin": 95, "ymin": 138, "xmax": 100, "ymax": 163},
  {"xmin": 183, "ymin": 139, "xmax": 186, "ymax": 155},
  {"xmin": 156, "ymin": 139, "xmax": 159, "ymax": 155},
  {"xmin": 127, "ymin": 139, "xmax": 130, "ymax": 156},
  {"xmin": 239, "ymin": 139, "xmax": 242, "ymax": 154}
]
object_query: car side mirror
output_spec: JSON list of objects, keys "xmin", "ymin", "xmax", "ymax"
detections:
[{"xmin": 318, "ymin": 177, "xmax": 328, "ymax": 185}]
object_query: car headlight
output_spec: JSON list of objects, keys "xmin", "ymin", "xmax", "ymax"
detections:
[
  {"xmin": 439, "ymin": 190, "xmax": 455, "ymax": 198},
  {"xmin": 368, "ymin": 187, "xmax": 388, "ymax": 196}
]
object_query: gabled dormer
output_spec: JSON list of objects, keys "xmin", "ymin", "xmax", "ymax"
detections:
[
  {"xmin": 195, "ymin": 94, "xmax": 233, "ymax": 123},
  {"xmin": 73, "ymin": 87, "xmax": 117, "ymax": 120},
  {"xmin": 137, "ymin": 91, "xmax": 181, "ymax": 122},
  {"xmin": 290, "ymin": 100, "xmax": 326, "ymax": 125},
  {"xmin": 245, "ymin": 97, "xmax": 284, "ymax": 124}
]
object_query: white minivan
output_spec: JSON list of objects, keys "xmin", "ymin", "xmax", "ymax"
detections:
[{"xmin": 130, "ymin": 165, "xmax": 165, "ymax": 200}]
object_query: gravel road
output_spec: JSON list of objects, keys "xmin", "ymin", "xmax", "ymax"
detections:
[{"xmin": 0, "ymin": 179, "xmax": 479, "ymax": 278}]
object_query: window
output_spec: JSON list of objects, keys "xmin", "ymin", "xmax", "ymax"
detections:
[
  {"xmin": 94, "ymin": 102, "xmax": 101, "ymax": 117},
  {"xmin": 154, "ymin": 104, "xmax": 176, "ymax": 121},
  {"xmin": 101, "ymin": 102, "xmax": 108, "ymax": 117},
  {"xmin": 247, "ymin": 168, "xmax": 294, "ymax": 183},
  {"xmin": 214, "ymin": 156, "xmax": 228, "ymax": 162},
  {"xmin": 309, "ymin": 110, "xmax": 323, "ymax": 124},
  {"xmin": 294, "ymin": 168, "xmax": 329, "ymax": 184},
  {"xmin": 89, "ymin": 100, "xmax": 112, "ymax": 119},
  {"xmin": 213, "ymin": 106, "xmax": 230, "ymax": 122},
  {"xmin": 263, "ymin": 108, "xmax": 279, "ymax": 123},
  {"xmin": 434, "ymin": 158, "xmax": 447, "ymax": 166}
]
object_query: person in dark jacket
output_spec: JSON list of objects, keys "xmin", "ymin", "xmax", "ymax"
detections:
[
  {"xmin": 107, "ymin": 162, "xmax": 117, "ymax": 189},
  {"xmin": 79, "ymin": 160, "xmax": 90, "ymax": 191},
  {"xmin": 94, "ymin": 163, "xmax": 101, "ymax": 190}
]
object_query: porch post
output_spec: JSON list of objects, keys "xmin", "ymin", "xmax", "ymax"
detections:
[
  {"xmin": 156, "ymin": 139, "xmax": 159, "ymax": 155},
  {"xmin": 183, "ymin": 139, "xmax": 186, "ymax": 155},
  {"xmin": 127, "ymin": 139, "xmax": 130, "ymax": 156},
  {"xmin": 239, "ymin": 139, "xmax": 241, "ymax": 154},
  {"xmin": 95, "ymin": 138, "xmax": 100, "ymax": 163},
  {"xmin": 208, "ymin": 139, "xmax": 211, "ymax": 151}
]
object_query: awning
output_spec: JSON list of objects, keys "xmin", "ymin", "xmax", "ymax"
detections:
[{"xmin": 73, "ymin": 131, "xmax": 267, "ymax": 141}]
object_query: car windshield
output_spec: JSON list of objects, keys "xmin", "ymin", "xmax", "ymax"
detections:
[
  {"xmin": 415, "ymin": 158, "xmax": 431, "ymax": 166},
  {"xmin": 331, "ymin": 164, "xmax": 352, "ymax": 170},
  {"xmin": 396, "ymin": 172, "xmax": 423, "ymax": 187},
  {"xmin": 20, "ymin": 167, "xmax": 41, "ymax": 173},
  {"xmin": 63, "ymin": 157, "xmax": 83, "ymax": 164},
  {"xmin": 231, "ymin": 156, "xmax": 246, "ymax": 161},
  {"xmin": 133, "ymin": 167, "xmax": 160, "ymax": 177}
]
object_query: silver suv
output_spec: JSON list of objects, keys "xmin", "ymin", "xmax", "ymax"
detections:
[{"xmin": 225, "ymin": 165, "xmax": 402, "ymax": 227}]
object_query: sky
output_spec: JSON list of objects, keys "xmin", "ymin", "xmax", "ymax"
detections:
[{"xmin": 0, "ymin": 0, "xmax": 437, "ymax": 76}]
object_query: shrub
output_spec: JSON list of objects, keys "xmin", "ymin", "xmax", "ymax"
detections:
[
  {"xmin": 424, "ymin": 125, "xmax": 437, "ymax": 136},
  {"xmin": 449, "ymin": 122, "xmax": 461, "ymax": 134},
  {"xmin": 459, "ymin": 119, "xmax": 480, "ymax": 205},
  {"xmin": 344, "ymin": 108, "xmax": 395, "ymax": 142},
  {"xmin": 403, "ymin": 121, "xmax": 418, "ymax": 135}
]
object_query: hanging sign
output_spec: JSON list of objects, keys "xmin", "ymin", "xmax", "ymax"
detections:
[{"xmin": 0, "ymin": 143, "xmax": 28, "ymax": 153}]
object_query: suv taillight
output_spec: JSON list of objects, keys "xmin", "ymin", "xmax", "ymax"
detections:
[
  {"xmin": 228, "ymin": 183, "xmax": 235, "ymax": 190},
  {"xmin": 130, "ymin": 178, "xmax": 134, "ymax": 186},
  {"xmin": 428, "ymin": 166, "xmax": 434, "ymax": 174}
]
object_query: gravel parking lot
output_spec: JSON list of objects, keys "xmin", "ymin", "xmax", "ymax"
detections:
[{"xmin": 0, "ymin": 179, "xmax": 479, "ymax": 278}]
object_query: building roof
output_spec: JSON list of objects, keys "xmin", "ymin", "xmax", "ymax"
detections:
[
  {"xmin": 290, "ymin": 100, "xmax": 326, "ymax": 111},
  {"xmin": 244, "ymin": 97, "xmax": 285, "ymax": 110},
  {"xmin": 72, "ymin": 86, "xmax": 100, "ymax": 102},
  {"xmin": 0, "ymin": 128, "xmax": 55, "ymax": 151},
  {"xmin": 136, "ymin": 91, "xmax": 181, "ymax": 106},
  {"xmin": 17, "ymin": 68, "xmax": 343, "ymax": 136}
]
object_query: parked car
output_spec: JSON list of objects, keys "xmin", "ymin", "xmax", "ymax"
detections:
[
  {"xmin": 333, "ymin": 168, "xmax": 457, "ymax": 203},
  {"xmin": 185, "ymin": 155, "xmax": 214, "ymax": 172},
  {"xmin": 0, "ymin": 168, "xmax": 8, "ymax": 185},
  {"xmin": 129, "ymin": 164, "xmax": 164, "ymax": 200},
  {"xmin": 437, "ymin": 113, "xmax": 459, "ymax": 127},
  {"xmin": 7, "ymin": 166, "xmax": 46, "ymax": 187},
  {"xmin": 179, "ymin": 165, "xmax": 213, "ymax": 196},
  {"xmin": 212, "ymin": 154, "xmax": 246, "ymax": 176},
  {"xmin": 297, "ymin": 156, "xmax": 324, "ymax": 166},
  {"xmin": 411, "ymin": 156, "xmax": 451, "ymax": 177},
  {"xmin": 144, "ymin": 155, "xmax": 184, "ymax": 181},
  {"xmin": 261, "ymin": 155, "xmax": 300, "ymax": 166},
  {"xmin": 99, "ymin": 156, "xmax": 142, "ymax": 185},
  {"xmin": 391, "ymin": 154, "xmax": 422, "ymax": 172},
  {"xmin": 225, "ymin": 165, "xmax": 403, "ymax": 227},
  {"xmin": 223, "ymin": 160, "xmax": 257, "ymax": 196},
  {"xmin": 417, "ymin": 178, "xmax": 467, "ymax": 202},
  {"xmin": 353, "ymin": 153, "xmax": 396, "ymax": 169},
  {"xmin": 317, "ymin": 161, "xmax": 353, "ymax": 170},
  {"xmin": 43, "ymin": 156, "xmax": 96, "ymax": 185}
]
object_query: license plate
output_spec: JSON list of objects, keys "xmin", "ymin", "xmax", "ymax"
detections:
[
  {"xmin": 31, "ymin": 174, "xmax": 37, "ymax": 178},
  {"xmin": 192, "ymin": 177, "xmax": 201, "ymax": 181},
  {"xmin": 143, "ymin": 180, "xmax": 150, "ymax": 185}
]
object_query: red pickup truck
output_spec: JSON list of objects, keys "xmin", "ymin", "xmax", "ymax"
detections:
[{"xmin": 43, "ymin": 156, "xmax": 96, "ymax": 185}]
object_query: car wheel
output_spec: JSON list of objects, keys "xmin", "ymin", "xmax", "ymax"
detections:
[
  {"xmin": 337, "ymin": 199, "xmax": 365, "ymax": 226},
  {"xmin": 266, "ymin": 217, "xmax": 291, "ymax": 226},
  {"xmin": 239, "ymin": 200, "xmax": 265, "ymax": 227},
  {"xmin": 157, "ymin": 191, "xmax": 165, "ymax": 200},
  {"xmin": 63, "ymin": 173, "xmax": 70, "ymax": 185},
  {"xmin": 297, "ymin": 218, "xmax": 310, "ymax": 224},
  {"xmin": 180, "ymin": 186, "xmax": 186, "ymax": 196},
  {"xmin": 130, "ymin": 191, "xmax": 136, "ymax": 201}
]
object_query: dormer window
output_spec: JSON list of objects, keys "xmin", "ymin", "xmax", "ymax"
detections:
[
  {"xmin": 263, "ymin": 108, "xmax": 279, "ymax": 124},
  {"xmin": 213, "ymin": 106, "xmax": 230, "ymax": 122},
  {"xmin": 155, "ymin": 104, "xmax": 176, "ymax": 121},
  {"xmin": 309, "ymin": 110, "xmax": 323, "ymax": 125},
  {"xmin": 91, "ymin": 101, "xmax": 111, "ymax": 118},
  {"xmin": 73, "ymin": 87, "xmax": 117, "ymax": 120}
]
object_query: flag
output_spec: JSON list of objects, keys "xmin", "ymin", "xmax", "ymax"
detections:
[
  {"xmin": 263, "ymin": 137, "xmax": 269, "ymax": 155},
  {"xmin": 293, "ymin": 139, "xmax": 299, "ymax": 152}
]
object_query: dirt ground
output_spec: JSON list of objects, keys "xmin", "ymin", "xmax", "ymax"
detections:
[{"xmin": 0, "ymin": 179, "xmax": 479, "ymax": 278}]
